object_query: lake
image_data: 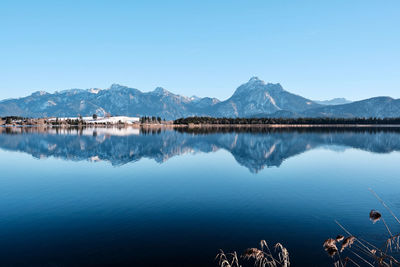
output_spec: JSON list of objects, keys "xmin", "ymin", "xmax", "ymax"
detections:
[{"xmin": 0, "ymin": 126, "xmax": 399, "ymax": 266}]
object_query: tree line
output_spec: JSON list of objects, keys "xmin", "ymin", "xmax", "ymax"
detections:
[
  {"xmin": 174, "ymin": 116, "xmax": 400, "ymax": 125},
  {"xmin": 140, "ymin": 116, "xmax": 163, "ymax": 124},
  {"xmin": 174, "ymin": 126, "xmax": 400, "ymax": 135}
]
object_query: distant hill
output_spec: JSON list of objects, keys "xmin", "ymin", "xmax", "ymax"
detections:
[
  {"xmin": 0, "ymin": 77, "xmax": 399, "ymax": 119},
  {"xmin": 313, "ymin": 98, "xmax": 352, "ymax": 105},
  {"xmin": 302, "ymin": 97, "xmax": 400, "ymax": 118}
]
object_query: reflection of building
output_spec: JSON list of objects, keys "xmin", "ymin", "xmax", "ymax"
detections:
[{"xmin": 49, "ymin": 116, "xmax": 140, "ymax": 125}]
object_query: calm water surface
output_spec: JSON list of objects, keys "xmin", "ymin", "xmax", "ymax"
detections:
[{"xmin": 0, "ymin": 127, "xmax": 400, "ymax": 266}]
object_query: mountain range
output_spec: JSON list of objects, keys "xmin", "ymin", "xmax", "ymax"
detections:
[{"xmin": 1, "ymin": 77, "xmax": 399, "ymax": 119}]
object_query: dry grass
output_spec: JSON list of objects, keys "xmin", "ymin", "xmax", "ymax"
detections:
[
  {"xmin": 323, "ymin": 189, "xmax": 400, "ymax": 266},
  {"xmin": 369, "ymin": 210, "xmax": 382, "ymax": 223},
  {"xmin": 324, "ymin": 238, "xmax": 339, "ymax": 257},
  {"xmin": 216, "ymin": 251, "xmax": 240, "ymax": 267},
  {"xmin": 216, "ymin": 189, "xmax": 399, "ymax": 266},
  {"xmin": 216, "ymin": 240, "xmax": 290, "ymax": 267}
]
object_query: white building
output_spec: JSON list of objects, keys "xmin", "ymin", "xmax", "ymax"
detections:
[{"xmin": 87, "ymin": 116, "xmax": 140, "ymax": 124}]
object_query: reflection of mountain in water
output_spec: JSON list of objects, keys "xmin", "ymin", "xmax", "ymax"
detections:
[{"xmin": 0, "ymin": 127, "xmax": 400, "ymax": 173}]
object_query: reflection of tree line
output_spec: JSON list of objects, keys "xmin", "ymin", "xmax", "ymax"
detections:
[
  {"xmin": 2, "ymin": 125, "xmax": 400, "ymax": 136},
  {"xmin": 140, "ymin": 128, "xmax": 163, "ymax": 135},
  {"xmin": 173, "ymin": 126, "xmax": 400, "ymax": 135}
]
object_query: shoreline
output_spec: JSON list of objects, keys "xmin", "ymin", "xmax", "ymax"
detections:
[
  {"xmin": 2, "ymin": 123, "xmax": 400, "ymax": 128},
  {"xmin": 178, "ymin": 123, "xmax": 400, "ymax": 128}
]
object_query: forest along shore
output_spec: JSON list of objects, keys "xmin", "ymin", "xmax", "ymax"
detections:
[{"xmin": 2, "ymin": 116, "xmax": 400, "ymax": 128}]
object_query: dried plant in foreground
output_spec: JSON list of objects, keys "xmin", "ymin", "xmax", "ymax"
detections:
[
  {"xmin": 217, "ymin": 240, "xmax": 290, "ymax": 267},
  {"xmin": 369, "ymin": 210, "xmax": 382, "ymax": 223},
  {"xmin": 336, "ymin": 235, "xmax": 344, "ymax": 242},
  {"xmin": 216, "ymin": 250, "xmax": 240, "ymax": 267},
  {"xmin": 340, "ymin": 236, "xmax": 355, "ymax": 252},
  {"xmin": 323, "ymin": 238, "xmax": 339, "ymax": 257},
  {"xmin": 323, "ymin": 189, "xmax": 400, "ymax": 266},
  {"xmin": 216, "ymin": 189, "xmax": 400, "ymax": 266}
]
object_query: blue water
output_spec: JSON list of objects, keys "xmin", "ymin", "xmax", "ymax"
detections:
[{"xmin": 0, "ymin": 127, "xmax": 399, "ymax": 266}]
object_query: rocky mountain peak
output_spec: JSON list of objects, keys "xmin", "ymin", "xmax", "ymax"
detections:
[
  {"xmin": 89, "ymin": 88, "xmax": 101, "ymax": 94},
  {"xmin": 189, "ymin": 95, "xmax": 201, "ymax": 102},
  {"xmin": 248, "ymin": 76, "xmax": 264, "ymax": 83},
  {"xmin": 31, "ymin": 91, "xmax": 49, "ymax": 97},
  {"xmin": 152, "ymin": 87, "xmax": 170, "ymax": 96},
  {"xmin": 109, "ymin": 84, "xmax": 128, "ymax": 91},
  {"xmin": 232, "ymin": 77, "xmax": 283, "ymax": 98}
]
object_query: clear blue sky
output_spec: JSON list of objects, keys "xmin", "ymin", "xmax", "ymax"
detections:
[{"xmin": 1, "ymin": 0, "xmax": 399, "ymax": 101}]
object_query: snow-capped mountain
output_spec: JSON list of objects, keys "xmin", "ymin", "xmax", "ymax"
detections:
[
  {"xmin": 0, "ymin": 77, "xmax": 399, "ymax": 119},
  {"xmin": 213, "ymin": 77, "xmax": 321, "ymax": 117},
  {"xmin": 0, "ymin": 84, "xmax": 217, "ymax": 119}
]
